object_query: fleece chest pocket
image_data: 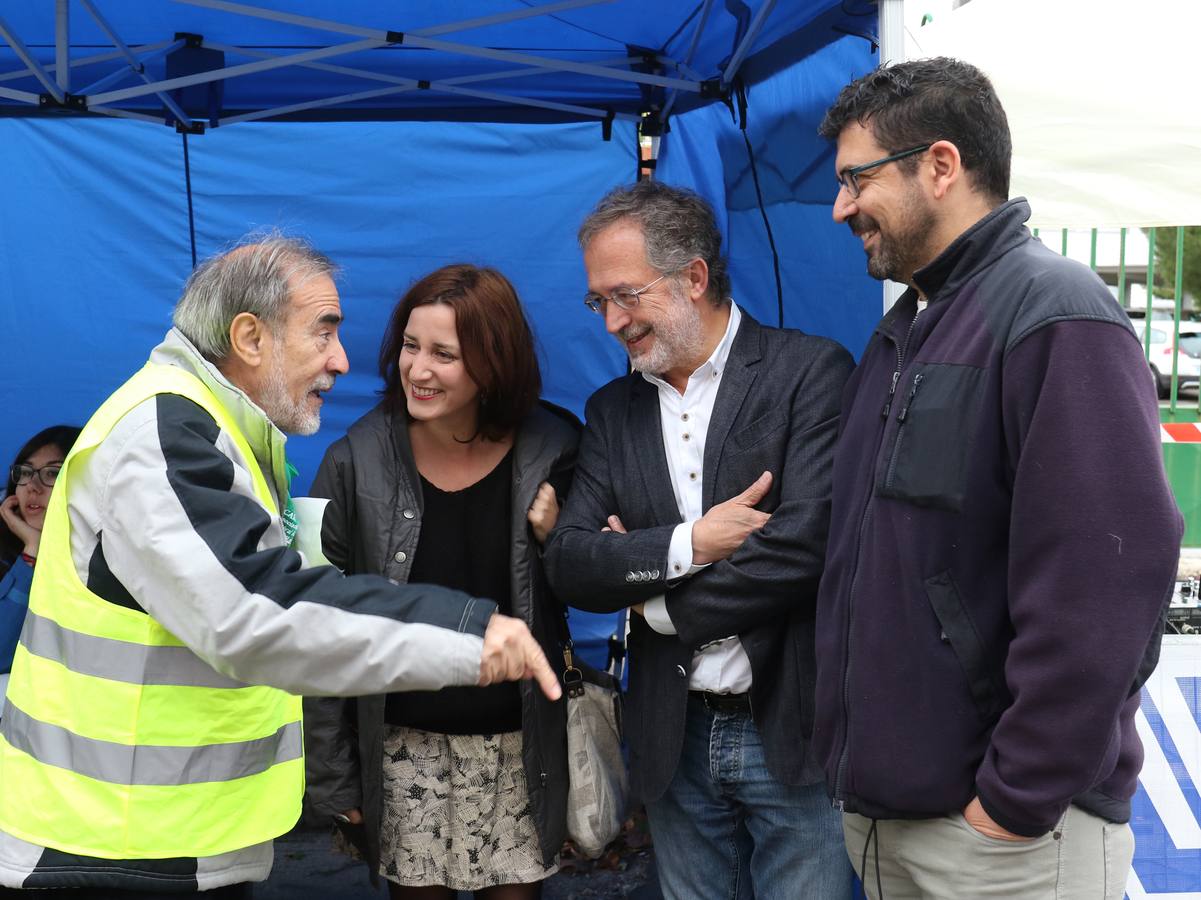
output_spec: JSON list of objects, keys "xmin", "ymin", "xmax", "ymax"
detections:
[{"xmin": 877, "ymin": 362, "xmax": 986, "ymax": 512}]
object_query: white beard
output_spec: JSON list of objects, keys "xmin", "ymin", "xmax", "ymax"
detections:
[
  {"xmin": 623, "ymin": 283, "xmax": 706, "ymax": 377},
  {"xmin": 259, "ymin": 349, "xmax": 324, "ymax": 436}
]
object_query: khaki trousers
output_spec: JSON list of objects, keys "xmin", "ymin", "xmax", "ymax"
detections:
[{"xmin": 843, "ymin": 806, "xmax": 1133, "ymax": 900}]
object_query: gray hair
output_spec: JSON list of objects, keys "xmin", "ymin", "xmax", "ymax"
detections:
[
  {"xmin": 578, "ymin": 181, "xmax": 731, "ymax": 306},
  {"xmin": 172, "ymin": 234, "xmax": 338, "ymax": 362}
]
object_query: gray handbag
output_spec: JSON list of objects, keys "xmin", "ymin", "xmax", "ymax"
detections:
[{"xmin": 560, "ymin": 610, "xmax": 629, "ymax": 859}]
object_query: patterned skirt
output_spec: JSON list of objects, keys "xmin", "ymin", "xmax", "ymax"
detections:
[{"xmin": 378, "ymin": 725, "xmax": 559, "ymax": 890}]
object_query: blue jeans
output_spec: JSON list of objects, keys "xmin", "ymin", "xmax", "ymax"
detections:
[{"xmin": 646, "ymin": 694, "xmax": 852, "ymax": 900}]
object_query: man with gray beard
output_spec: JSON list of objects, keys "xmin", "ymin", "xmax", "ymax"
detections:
[
  {"xmin": 0, "ymin": 235, "xmax": 559, "ymax": 896},
  {"xmin": 543, "ymin": 182, "xmax": 855, "ymax": 899}
]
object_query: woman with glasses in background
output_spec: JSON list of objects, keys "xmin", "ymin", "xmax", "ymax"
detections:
[
  {"xmin": 304, "ymin": 264, "xmax": 577, "ymax": 900},
  {"xmin": 0, "ymin": 425, "xmax": 82, "ymax": 692}
]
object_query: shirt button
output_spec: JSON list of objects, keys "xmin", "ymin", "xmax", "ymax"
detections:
[
  {"xmin": 689, "ymin": 472, "xmax": 697, "ymax": 481},
  {"xmin": 676, "ymin": 665, "xmax": 687, "ymax": 677},
  {"xmin": 681, "ymin": 413, "xmax": 689, "ymax": 422},
  {"xmin": 673, "ymin": 563, "xmax": 682, "ymax": 573},
  {"xmin": 394, "ymin": 551, "xmax": 407, "ymax": 563},
  {"xmin": 682, "ymin": 433, "xmax": 690, "ymax": 441},
  {"xmin": 402, "ymin": 508, "xmax": 416, "ymax": 519}
]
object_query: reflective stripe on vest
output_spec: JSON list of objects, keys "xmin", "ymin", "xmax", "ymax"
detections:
[
  {"xmin": 0, "ymin": 362, "xmax": 304, "ymax": 860},
  {"xmin": 20, "ymin": 609, "xmax": 248, "ymax": 689}
]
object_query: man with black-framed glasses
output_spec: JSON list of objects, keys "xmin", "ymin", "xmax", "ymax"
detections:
[
  {"xmin": 545, "ymin": 180, "xmax": 855, "ymax": 899},
  {"xmin": 813, "ymin": 57, "xmax": 1181, "ymax": 899}
]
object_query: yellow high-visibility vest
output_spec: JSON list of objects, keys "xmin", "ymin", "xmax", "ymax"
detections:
[{"xmin": 0, "ymin": 363, "xmax": 304, "ymax": 859}]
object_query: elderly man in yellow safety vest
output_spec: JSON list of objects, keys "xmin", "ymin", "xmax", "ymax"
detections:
[{"xmin": 0, "ymin": 236, "xmax": 560, "ymax": 898}]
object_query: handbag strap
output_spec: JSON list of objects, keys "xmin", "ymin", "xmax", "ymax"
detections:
[{"xmin": 556, "ymin": 603, "xmax": 629, "ymax": 694}]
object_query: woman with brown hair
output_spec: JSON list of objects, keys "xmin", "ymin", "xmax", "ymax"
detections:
[{"xmin": 304, "ymin": 264, "xmax": 577, "ymax": 899}]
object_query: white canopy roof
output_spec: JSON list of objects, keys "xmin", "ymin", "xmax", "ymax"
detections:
[{"xmin": 906, "ymin": 0, "xmax": 1201, "ymax": 229}]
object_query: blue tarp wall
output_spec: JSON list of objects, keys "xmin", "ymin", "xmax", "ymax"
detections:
[{"xmin": 0, "ymin": 31, "xmax": 880, "ymax": 665}]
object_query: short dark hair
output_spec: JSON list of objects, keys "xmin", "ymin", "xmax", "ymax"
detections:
[
  {"xmin": 578, "ymin": 181, "xmax": 731, "ymax": 306},
  {"xmin": 818, "ymin": 57, "xmax": 1011, "ymax": 205},
  {"xmin": 1, "ymin": 424, "xmax": 82, "ymax": 566},
  {"xmin": 378, "ymin": 265, "xmax": 541, "ymax": 441}
]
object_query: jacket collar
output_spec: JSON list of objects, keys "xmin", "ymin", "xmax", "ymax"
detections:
[
  {"xmin": 356, "ymin": 399, "xmax": 577, "ymax": 496},
  {"xmin": 874, "ymin": 198, "xmax": 1032, "ymax": 346},
  {"xmin": 149, "ymin": 328, "xmax": 292, "ymax": 501},
  {"xmin": 912, "ymin": 197, "xmax": 1033, "ymax": 303}
]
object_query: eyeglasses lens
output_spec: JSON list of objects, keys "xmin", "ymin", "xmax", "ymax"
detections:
[{"xmin": 10, "ymin": 465, "xmax": 60, "ymax": 487}]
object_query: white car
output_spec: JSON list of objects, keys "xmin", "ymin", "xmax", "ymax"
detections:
[{"xmin": 1131, "ymin": 318, "xmax": 1201, "ymax": 398}]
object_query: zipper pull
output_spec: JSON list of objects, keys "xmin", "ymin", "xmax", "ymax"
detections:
[
  {"xmin": 881, "ymin": 370, "xmax": 901, "ymax": 418},
  {"xmin": 897, "ymin": 373, "xmax": 924, "ymax": 423}
]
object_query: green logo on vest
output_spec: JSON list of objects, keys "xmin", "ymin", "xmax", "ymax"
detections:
[{"xmin": 282, "ymin": 461, "xmax": 299, "ymax": 547}]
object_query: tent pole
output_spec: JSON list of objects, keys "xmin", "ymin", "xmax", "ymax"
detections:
[
  {"xmin": 0, "ymin": 85, "xmax": 40, "ymax": 104},
  {"xmin": 79, "ymin": 0, "xmax": 194, "ymax": 127},
  {"xmin": 879, "ymin": 0, "xmax": 905, "ymax": 64},
  {"xmin": 78, "ymin": 40, "xmax": 185, "ymax": 95},
  {"xmin": 205, "ymin": 43, "xmax": 644, "ymax": 94},
  {"xmin": 0, "ymin": 15, "xmax": 65, "ymax": 102},
  {"xmin": 879, "ymin": 0, "xmax": 906, "ymax": 312},
  {"xmin": 179, "ymin": 0, "xmax": 700, "ymax": 95},
  {"xmin": 658, "ymin": 0, "xmax": 715, "ymax": 130},
  {"xmin": 90, "ymin": 38, "xmax": 385, "ymax": 106},
  {"xmin": 0, "ymin": 41, "xmax": 176, "ymax": 86},
  {"xmin": 177, "ymin": 0, "xmax": 614, "ymax": 43},
  {"xmin": 55, "ymin": 0, "xmax": 69, "ymax": 92},
  {"xmin": 721, "ymin": 0, "xmax": 777, "ymax": 89},
  {"xmin": 220, "ymin": 81, "xmax": 640, "ymax": 127}
]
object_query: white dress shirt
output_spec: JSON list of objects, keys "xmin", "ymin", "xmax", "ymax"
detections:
[{"xmin": 639, "ymin": 302, "xmax": 752, "ymax": 694}]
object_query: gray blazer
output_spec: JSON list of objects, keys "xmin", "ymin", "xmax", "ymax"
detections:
[{"xmin": 543, "ymin": 312, "xmax": 853, "ymax": 802}]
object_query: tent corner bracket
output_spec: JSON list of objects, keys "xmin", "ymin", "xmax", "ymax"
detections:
[{"xmin": 38, "ymin": 92, "xmax": 86, "ymax": 111}]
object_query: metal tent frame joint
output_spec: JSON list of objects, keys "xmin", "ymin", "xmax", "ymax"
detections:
[{"xmin": 38, "ymin": 91, "xmax": 86, "ymax": 110}]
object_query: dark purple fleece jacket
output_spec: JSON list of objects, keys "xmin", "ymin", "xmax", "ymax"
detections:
[{"xmin": 814, "ymin": 198, "xmax": 1183, "ymax": 837}]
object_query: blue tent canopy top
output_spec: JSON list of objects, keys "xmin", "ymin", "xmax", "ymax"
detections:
[{"xmin": 0, "ymin": 1, "xmax": 876, "ymax": 129}]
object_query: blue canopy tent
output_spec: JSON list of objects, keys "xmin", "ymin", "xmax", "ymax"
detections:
[{"xmin": 0, "ymin": 0, "xmax": 881, "ymax": 664}]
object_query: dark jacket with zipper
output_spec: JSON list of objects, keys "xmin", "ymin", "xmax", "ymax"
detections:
[
  {"xmin": 814, "ymin": 198, "xmax": 1183, "ymax": 838},
  {"xmin": 303, "ymin": 400, "xmax": 578, "ymax": 876}
]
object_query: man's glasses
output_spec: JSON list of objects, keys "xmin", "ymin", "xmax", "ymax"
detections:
[
  {"xmin": 837, "ymin": 144, "xmax": 932, "ymax": 199},
  {"xmin": 10, "ymin": 463, "xmax": 62, "ymax": 488},
  {"xmin": 583, "ymin": 272, "xmax": 671, "ymax": 314}
]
